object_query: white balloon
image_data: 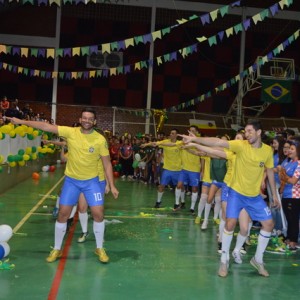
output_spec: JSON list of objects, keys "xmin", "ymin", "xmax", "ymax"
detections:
[
  {"xmin": 42, "ymin": 166, "xmax": 48, "ymax": 172},
  {"xmin": 134, "ymin": 153, "xmax": 141, "ymax": 161},
  {"xmin": 56, "ymin": 160, "xmax": 61, "ymax": 164},
  {"xmin": 0, "ymin": 225, "xmax": 13, "ymax": 242},
  {"xmin": 0, "ymin": 242, "xmax": 10, "ymax": 257}
]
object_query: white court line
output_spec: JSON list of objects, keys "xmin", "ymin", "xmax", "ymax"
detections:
[{"xmin": 13, "ymin": 175, "xmax": 65, "ymax": 233}]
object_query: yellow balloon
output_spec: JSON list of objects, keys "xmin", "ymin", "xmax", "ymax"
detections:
[
  {"xmin": 25, "ymin": 147, "xmax": 32, "ymax": 154},
  {"xmin": 19, "ymin": 130, "xmax": 26, "ymax": 137},
  {"xmin": 42, "ymin": 134, "xmax": 49, "ymax": 140},
  {"xmin": 0, "ymin": 125, "xmax": 12, "ymax": 134},
  {"xmin": 37, "ymin": 146, "xmax": 43, "ymax": 153},
  {"xmin": 0, "ymin": 155, "xmax": 4, "ymax": 163},
  {"xmin": 18, "ymin": 160, "xmax": 25, "ymax": 167},
  {"xmin": 9, "ymin": 130, "xmax": 16, "ymax": 138},
  {"xmin": 32, "ymin": 130, "xmax": 39, "ymax": 137},
  {"xmin": 23, "ymin": 154, "xmax": 30, "ymax": 161},
  {"xmin": 9, "ymin": 162, "xmax": 16, "ymax": 167},
  {"xmin": 27, "ymin": 127, "xmax": 34, "ymax": 134},
  {"xmin": 31, "ymin": 153, "xmax": 37, "ymax": 160}
]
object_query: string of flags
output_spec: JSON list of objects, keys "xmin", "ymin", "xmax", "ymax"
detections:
[
  {"xmin": 0, "ymin": 0, "xmax": 294, "ymax": 80},
  {"xmin": 0, "ymin": 1, "xmax": 242, "ymax": 58}
]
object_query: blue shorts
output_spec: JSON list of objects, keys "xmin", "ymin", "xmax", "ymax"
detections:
[
  {"xmin": 178, "ymin": 169, "xmax": 199, "ymax": 187},
  {"xmin": 161, "ymin": 169, "xmax": 180, "ymax": 186},
  {"xmin": 202, "ymin": 181, "xmax": 211, "ymax": 188},
  {"xmin": 212, "ymin": 180, "xmax": 223, "ymax": 189},
  {"xmin": 226, "ymin": 188, "xmax": 272, "ymax": 221},
  {"xmin": 60, "ymin": 176, "xmax": 105, "ymax": 207},
  {"xmin": 221, "ymin": 183, "xmax": 229, "ymax": 202}
]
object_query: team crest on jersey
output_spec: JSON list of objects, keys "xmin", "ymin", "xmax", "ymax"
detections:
[
  {"xmin": 259, "ymin": 162, "xmax": 265, "ymax": 167},
  {"xmin": 89, "ymin": 147, "xmax": 95, "ymax": 153}
]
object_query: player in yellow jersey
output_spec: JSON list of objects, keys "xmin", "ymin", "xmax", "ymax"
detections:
[
  {"xmin": 8, "ymin": 108, "xmax": 119, "ymax": 264},
  {"xmin": 180, "ymin": 119, "xmax": 280, "ymax": 278},
  {"xmin": 142, "ymin": 129, "xmax": 182, "ymax": 208}
]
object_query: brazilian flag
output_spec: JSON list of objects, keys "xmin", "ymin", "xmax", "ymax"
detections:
[{"xmin": 261, "ymin": 79, "xmax": 292, "ymax": 103}]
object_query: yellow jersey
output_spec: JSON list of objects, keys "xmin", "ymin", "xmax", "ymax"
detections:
[
  {"xmin": 201, "ymin": 156, "xmax": 212, "ymax": 183},
  {"xmin": 58, "ymin": 126, "xmax": 109, "ymax": 180},
  {"xmin": 228, "ymin": 140, "xmax": 273, "ymax": 196},
  {"xmin": 177, "ymin": 141, "xmax": 201, "ymax": 172},
  {"xmin": 223, "ymin": 149, "xmax": 236, "ymax": 186},
  {"xmin": 157, "ymin": 139, "xmax": 182, "ymax": 171}
]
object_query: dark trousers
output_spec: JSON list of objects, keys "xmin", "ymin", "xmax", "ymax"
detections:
[{"xmin": 282, "ymin": 198, "xmax": 300, "ymax": 243}]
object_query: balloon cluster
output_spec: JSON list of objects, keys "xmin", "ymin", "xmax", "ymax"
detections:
[
  {"xmin": 0, "ymin": 225, "xmax": 12, "ymax": 260},
  {"xmin": 112, "ymin": 160, "xmax": 122, "ymax": 177},
  {"xmin": 42, "ymin": 165, "xmax": 56, "ymax": 172},
  {"xmin": 153, "ymin": 109, "xmax": 168, "ymax": 133},
  {"xmin": 6, "ymin": 146, "xmax": 37, "ymax": 168},
  {"xmin": 0, "ymin": 124, "xmax": 42, "ymax": 140}
]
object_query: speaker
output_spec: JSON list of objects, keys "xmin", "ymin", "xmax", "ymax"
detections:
[{"xmin": 86, "ymin": 51, "xmax": 123, "ymax": 69}]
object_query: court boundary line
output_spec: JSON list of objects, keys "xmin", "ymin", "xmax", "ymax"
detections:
[{"xmin": 13, "ymin": 175, "xmax": 65, "ymax": 233}]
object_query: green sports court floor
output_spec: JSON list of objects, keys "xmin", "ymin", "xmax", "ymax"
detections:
[{"xmin": 0, "ymin": 164, "xmax": 299, "ymax": 300}]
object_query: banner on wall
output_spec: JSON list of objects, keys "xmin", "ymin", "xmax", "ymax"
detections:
[{"xmin": 189, "ymin": 119, "xmax": 217, "ymax": 135}]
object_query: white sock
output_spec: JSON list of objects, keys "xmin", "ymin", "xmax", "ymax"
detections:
[
  {"xmin": 204, "ymin": 203, "xmax": 212, "ymax": 221},
  {"xmin": 213, "ymin": 196, "xmax": 221, "ymax": 219},
  {"xmin": 175, "ymin": 188, "xmax": 181, "ymax": 205},
  {"xmin": 180, "ymin": 190, "xmax": 185, "ymax": 203},
  {"xmin": 218, "ymin": 219, "xmax": 226, "ymax": 243},
  {"xmin": 157, "ymin": 192, "xmax": 163, "ymax": 203},
  {"xmin": 190, "ymin": 192, "xmax": 198, "ymax": 210},
  {"xmin": 197, "ymin": 194, "xmax": 208, "ymax": 217},
  {"xmin": 54, "ymin": 221, "xmax": 67, "ymax": 250},
  {"xmin": 248, "ymin": 221, "xmax": 253, "ymax": 236},
  {"xmin": 69, "ymin": 205, "xmax": 77, "ymax": 219},
  {"xmin": 221, "ymin": 229, "xmax": 234, "ymax": 263},
  {"xmin": 255, "ymin": 230, "xmax": 271, "ymax": 263},
  {"xmin": 233, "ymin": 233, "xmax": 247, "ymax": 252},
  {"xmin": 55, "ymin": 196, "xmax": 60, "ymax": 209},
  {"xmin": 94, "ymin": 221, "xmax": 105, "ymax": 249},
  {"xmin": 79, "ymin": 212, "xmax": 89, "ymax": 233}
]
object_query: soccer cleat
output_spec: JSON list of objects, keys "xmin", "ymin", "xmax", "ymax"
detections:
[
  {"xmin": 232, "ymin": 251, "xmax": 242, "ymax": 264},
  {"xmin": 46, "ymin": 249, "xmax": 62, "ymax": 263},
  {"xmin": 217, "ymin": 242, "xmax": 222, "ymax": 254},
  {"xmin": 240, "ymin": 243, "xmax": 247, "ymax": 255},
  {"xmin": 154, "ymin": 202, "xmax": 161, "ymax": 208},
  {"xmin": 195, "ymin": 216, "xmax": 201, "ymax": 224},
  {"xmin": 52, "ymin": 207, "xmax": 59, "ymax": 219},
  {"xmin": 77, "ymin": 232, "xmax": 89, "ymax": 243},
  {"xmin": 173, "ymin": 204, "xmax": 180, "ymax": 211},
  {"xmin": 250, "ymin": 257, "xmax": 269, "ymax": 277},
  {"xmin": 213, "ymin": 218, "xmax": 220, "ymax": 225},
  {"xmin": 180, "ymin": 203, "xmax": 186, "ymax": 209},
  {"xmin": 218, "ymin": 261, "xmax": 229, "ymax": 277},
  {"xmin": 95, "ymin": 248, "xmax": 109, "ymax": 263},
  {"xmin": 201, "ymin": 219, "xmax": 208, "ymax": 230},
  {"xmin": 190, "ymin": 209, "xmax": 195, "ymax": 215}
]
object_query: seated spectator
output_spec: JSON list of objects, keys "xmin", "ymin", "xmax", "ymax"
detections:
[
  {"xmin": 5, "ymin": 102, "xmax": 22, "ymax": 118},
  {"xmin": 22, "ymin": 103, "xmax": 32, "ymax": 119},
  {"xmin": 0, "ymin": 96, "xmax": 9, "ymax": 113}
]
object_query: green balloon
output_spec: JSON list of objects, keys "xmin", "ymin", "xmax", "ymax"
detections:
[
  {"xmin": 132, "ymin": 161, "xmax": 139, "ymax": 168},
  {"xmin": 15, "ymin": 155, "xmax": 23, "ymax": 162},
  {"xmin": 7, "ymin": 155, "xmax": 15, "ymax": 163},
  {"xmin": 27, "ymin": 134, "xmax": 34, "ymax": 140},
  {"xmin": 32, "ymin": 146, "xmax": 37, "ymax": 153},
  {"xmin": 18, "ymin": 149, "xmax": 25, "ymax": 156}
]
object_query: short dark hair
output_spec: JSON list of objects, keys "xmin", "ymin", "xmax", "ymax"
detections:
[
  {"xmin": 246, "ymin": 119, "xmax": 262, "ymax": 131},
  {"xmin": 81, "ymin": 107, "xmax": 97, "ymax": 119}
]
